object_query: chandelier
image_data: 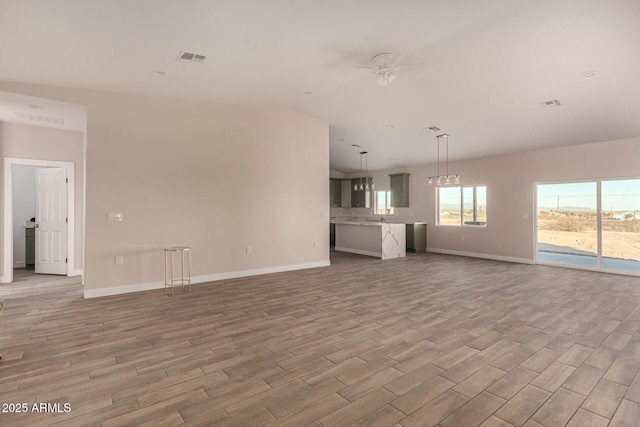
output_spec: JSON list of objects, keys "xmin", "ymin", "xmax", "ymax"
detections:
[
  {"xmin": 354, "ymin": 151, "xmax": 374, "ymax": 191},
  {"xmin": 428, "ymin": 134, "xmax": 460, "ymax": 185}
]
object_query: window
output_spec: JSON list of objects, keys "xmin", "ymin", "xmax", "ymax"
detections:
[
  {"xmin": 438, "ymin": 187, "xmax": 461, "ymax": 226},
  {"xmin": 437, "ymin": 186, "xmax": 487, "ymax": 226},
  {"xmin": 375, "ymin": 190, "xmax": 395, "ymax": 215}
]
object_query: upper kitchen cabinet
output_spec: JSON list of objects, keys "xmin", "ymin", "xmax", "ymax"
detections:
[
  {"xmin": 329, "ymin": 178, "xmax": 342, "ymax": 208},
  {"xmin": 390, "ymin": 173, "xmax": 410, "ymax": 207},
  {"xmin": 351, "ymin": 177, "xmax": 372, "ymax": 208},
  {"xmin": 341, "ymin": 180, "xmax": 352, "ymax": 207}
]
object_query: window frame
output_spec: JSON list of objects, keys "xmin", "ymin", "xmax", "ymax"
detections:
[{"xmin": 437, "ymin": 185, "xmax": 487, "ymax": 227}]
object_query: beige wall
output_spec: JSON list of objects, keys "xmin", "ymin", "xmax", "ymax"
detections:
[
  {"xmin": 0, "ymin": 81, "xmax": 329, "ymax": 295},
  {"xmin": 425, "ymin": 136, "xmax": 640, "ymax": 261},
  {"xmin": 337, "ymin": 136, "xmax": 640, "ymax": 262},
  {"xmin": 0, "ymin": 122, "xmax": 85, "ymax": 270}
]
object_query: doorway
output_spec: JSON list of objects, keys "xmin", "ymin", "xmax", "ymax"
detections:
[
  {"xmin": 536, "ymin": 179, "xmax": 640, "ymax": 275},
  {"xmin": 2, "ymin": 158, "xmax": 76, "ymax": 284}
]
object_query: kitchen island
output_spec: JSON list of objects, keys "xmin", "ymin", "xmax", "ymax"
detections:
[{"xmin": 332, "ymin": 221, "xmax": 406, "ymax": 259}]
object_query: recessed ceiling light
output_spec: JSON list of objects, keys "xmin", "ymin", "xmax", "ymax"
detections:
[
  {"xmin": 29, "ymin": 104, "xmax": 44, "ymax": 110},
  {"xmin": 580, "ymin": 70, "xmax": 598, "ymax": 78},
  {"xmin": 350, "ymin": 144, "xmax": 362, "ymax": 149},
  {"xmin": 337, "ymin": 138, "xmax": 344, "ymax": 142},
  {"xmin": 426, "ymin": 126, "xmax": 441, "ymax": 132},
  {"xmin": 303, "ymin": 91, "xmax": 313, "ymax": 95},
  {"xmin": 390, "ymin": 157, "xmax": 398, "ymax": 161},
  {"xmin": 151, "ymin": 70, "xmax": 168, "ymax": 76},
  {"xmin": 386, "ymin": 124, "xmax": 395, "ymax": 129}
]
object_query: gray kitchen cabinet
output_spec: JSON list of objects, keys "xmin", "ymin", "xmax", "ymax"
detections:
[
  {"xmin": 329, "ymin": 178, "xmax": 342, "ymax": 207},
  {"xmin": 341, "ymin": 180, "xmax": 351, "ymax": 207},
  {"xmin": 390, "ymin": 173, "xmax": 410, "ymax": 208},
  {"xmin": 329, "ymin": 223, "xmax": 335, "ymax": 246},
  {"xmin": 406, "ymin": 223, "xmax": 426, "ymax": 252},
  {"xmin": 26, "ymin": 228, "xmax": 36, "ymax": 268}
]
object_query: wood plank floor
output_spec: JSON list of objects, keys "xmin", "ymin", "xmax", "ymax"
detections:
[{"xmin": 2, "ymin": 251, "xmax": 640, "ymax": 426}]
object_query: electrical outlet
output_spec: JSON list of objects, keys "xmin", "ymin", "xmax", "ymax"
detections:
[
  {"xmin": 108, "ymin": 212, "xmax": 123, "ymax": 222},
  {"xmin": 115, "ymin": 255, "xmax": 123, "ymax": 265}
]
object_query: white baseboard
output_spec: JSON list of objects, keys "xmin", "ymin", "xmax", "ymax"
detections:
[
  {"xmin": 334, "ymin": 247, "xmax": 381, "ymax": 258},
  {"xmin": 0, "ymin": 275, "xmax": 10, "ymax": 284},
  {"xmin": 427, "ymin": 247, "xmax": 534, "ymax": 265},
  {"xmin": 84, "ymin": 279, "xmax": 165, "ymax": 299},
  {"xmin": 83, "ymin": 260, "xmax": 330, "ymax": 299},
  {"xmin": 13, "ymin": 260, "xmax": 26, "ymax": 268},
  {"xmin": 68, "ymin": 269, "xmax": 83, "ymax": 277}
]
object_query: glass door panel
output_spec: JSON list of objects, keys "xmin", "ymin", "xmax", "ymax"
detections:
[
  {"xmin": 536, "ymin": 182, "xmax": 598, "ymax": 268},
  {"xmin": 601, "ymin": 179, "xmax": 640, "ymax": 272}
]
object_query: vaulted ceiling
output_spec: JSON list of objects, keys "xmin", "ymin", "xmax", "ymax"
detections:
[{"xmin": 1, "ymin": 0, "xmax": 639, "ymax": 172}]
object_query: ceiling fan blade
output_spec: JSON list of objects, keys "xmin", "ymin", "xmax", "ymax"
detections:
[{"xmin": 389, "ymin": 53, "xmax": 406, "ymax": 67}]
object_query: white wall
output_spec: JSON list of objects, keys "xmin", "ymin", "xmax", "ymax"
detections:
[
  {"xmin": 0, "ymin": 81, "xmax": 329, "ymax": 297},
  {"xmin": 12, "ymin": 165, "xmax": 37, "ymax": 267}
]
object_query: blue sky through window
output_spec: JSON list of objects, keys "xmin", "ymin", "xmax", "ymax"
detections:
[{"xmin": 538, "ymin": 180, "xmax": 640, "ymax": 211}]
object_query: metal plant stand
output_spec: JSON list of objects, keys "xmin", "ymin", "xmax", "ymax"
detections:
[{"xmin": 164, "ymin": 247, "xmax": 192, "ymax": 294}]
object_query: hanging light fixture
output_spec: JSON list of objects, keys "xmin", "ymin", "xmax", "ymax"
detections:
[
  {"xmin": 427, "ymin": 134, "xmax": 460, "ymax": 185},
  {"xmin": 354, "ymin": 151, "xmax": 374, "ymax": 191},
  {"xmin": 354, "ymin": 153, "xmax": 362, "ymax": 191}
]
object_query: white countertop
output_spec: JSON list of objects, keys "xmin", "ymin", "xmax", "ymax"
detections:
[
  {"xmin": 331, "ymin": 218, "xmax": 426, "ymax": 225},
  {"xmin": 332, "ymin": 220, "xmax": 400, "ymax": 226}
]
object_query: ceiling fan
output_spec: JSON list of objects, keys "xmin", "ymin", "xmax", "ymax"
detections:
[{"xmin": 355, "ymin": 53, "xmax": 399, "ymax": 87}]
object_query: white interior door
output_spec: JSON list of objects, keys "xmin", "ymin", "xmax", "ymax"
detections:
[{"xmin": 35, "ymin": 167, "xmax": 68, "ymax": 275}]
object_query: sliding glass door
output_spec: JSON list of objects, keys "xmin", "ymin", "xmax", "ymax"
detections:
[
  {"xmin": 601, "ymin": 179, "xmax": 640, "ymax": 271},
  {"xmin": 536, "ymin": 179, "xmax": 640, "ymax": 274},
  {"xmin": 536, "ymin": 182, "xmax": 598, "ymax": 268}
]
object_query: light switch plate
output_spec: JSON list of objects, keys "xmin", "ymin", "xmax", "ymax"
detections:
[{"xmin": 108, "ymin": 212, "xmax": 123, "ymax": 222}]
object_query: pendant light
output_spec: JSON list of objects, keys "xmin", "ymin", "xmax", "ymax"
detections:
[
  {"xmin": 354, "ymin": 151, "xmax": 374, "ymax": 191},
  {"xmin": 428, "ymin": 134, "xmax": 460, "ymax": 185}
]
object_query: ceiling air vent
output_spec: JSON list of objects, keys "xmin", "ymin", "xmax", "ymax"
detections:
[
  {"xmin": 176, "ymin": 51, "xmax": 206, "ymax": 63},
  {"xmin": 14, "ymin": 112, "xmax": 65, "ymax": 125},
  {"xmin": 540, "ymin": 99, "xmax": 562, "ymax": 108}
]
